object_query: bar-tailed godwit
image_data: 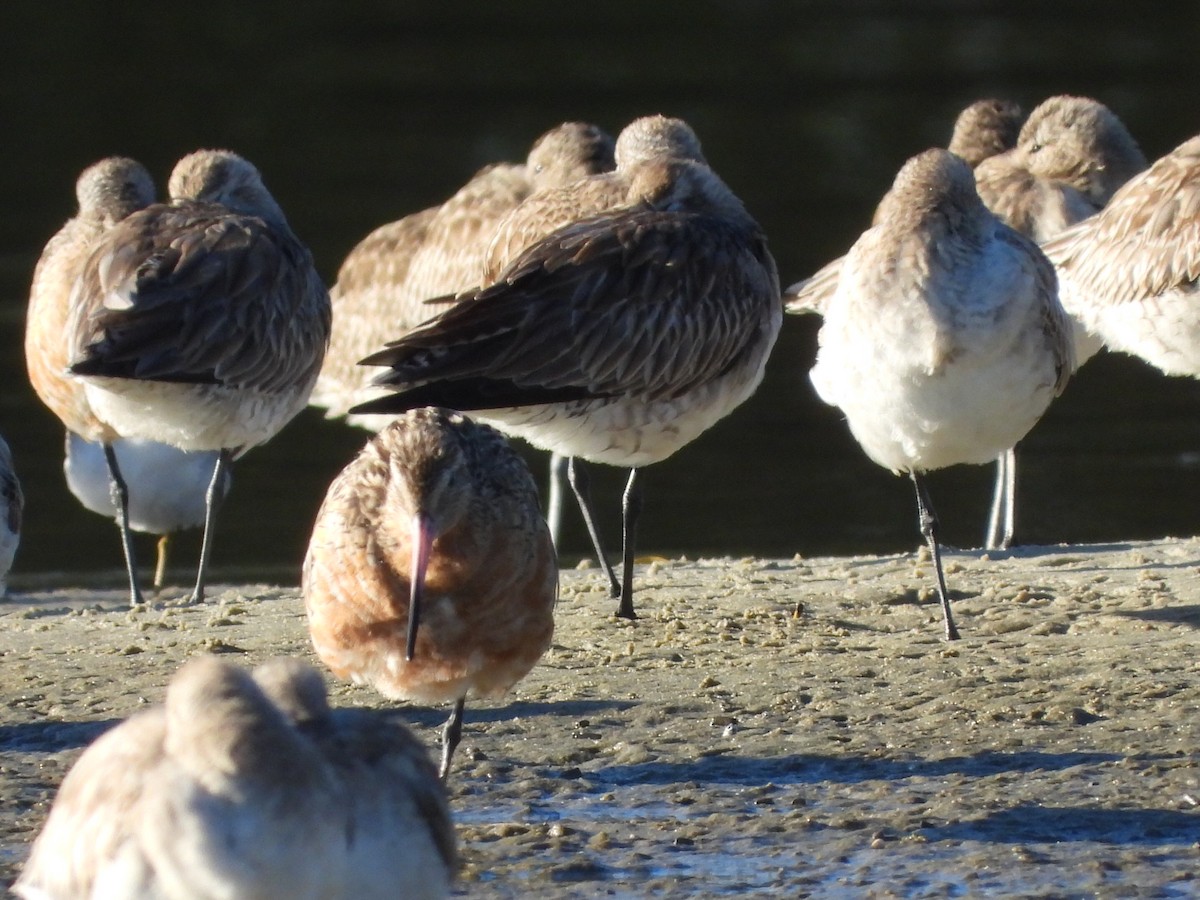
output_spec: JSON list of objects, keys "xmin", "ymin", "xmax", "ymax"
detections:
[
  {"xmin": 1042, "ymin": 134, "xmax": 1200, "ymax": 380},
  {"xmin": 966, "ymin": 96, "xmax": 1146, "ymax": 548},
  {"xmin": 68, "ymin": 149, "xmax": 331, "ymax": 604},
  {"xmin": 303, "ymin": 407, "xmax": 557, "ymax": 778},
  {"xmin": 477, "ymin": 116, "xmax": 705, "ymax": 563},
  {"xmin": 311, "ymin": 122, "xmax": 615, "ymax": 429},
  {"xmin": 808, "ymin": 149, "xmax": 1073, "ymax": 639},
  {"xmin": 352, "ymin": 145, "xmax": 782, "ymax": 620},
  {"xmin": 14, "ymin": 656, "xmax": 455, "ymax": 900},
  {"xmin": 786, "ymin": 98, "xmax": 1025, "ymax": 316},
  {"xmin": 787, "ymin": 96, "xmax": 1144, "ymax": 552},
  {"xmin": 947, "ymin": 98, "xmax": 1025, "ymax": 167},
  {"xmin": 310, "ymin": 123, "xmax": 615, "ymax": 545},
  {"xmin": 25, "ymin": 157, "xmax": 157, "ymax": 604},
  {"xmin": 974, "ymin": 95, "xmax": 1147, "ymax": 243}
]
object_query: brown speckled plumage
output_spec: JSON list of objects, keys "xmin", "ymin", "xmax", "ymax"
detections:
[{"xmin": 303, "ymin": 407, "xmax": 557, "ymax": 777}]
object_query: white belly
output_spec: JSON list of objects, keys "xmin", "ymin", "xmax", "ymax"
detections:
[{"xmin": 84, "ymin": 376, "xmax": 314, "ymax": 455}]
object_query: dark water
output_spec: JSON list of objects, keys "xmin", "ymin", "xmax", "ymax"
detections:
[{"xmin": 2, "ymin": 1, "xmax": 1199, "ymax": 584}]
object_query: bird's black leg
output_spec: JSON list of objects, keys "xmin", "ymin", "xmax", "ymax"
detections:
[
  {"xmin": 439, "ymin": 696, "xmax": 466, "ymax": 781},
  {"xmin": 911, "ymin": 471, "xmax": 961, "ymax": 641},
  {"xmin": 102, "ymin": 442, "xmax": 143, "ymax": 607},
  {"xmin": 616, "ymin": 467, "xmax": 643, "ymax": 620},
  {"xmin": 186, "ymin": 448, "xmax": 232, "ymax": 605},
  {"xmin": 567, "ymin": 457, "xmax": 621, "ymax": 598}
]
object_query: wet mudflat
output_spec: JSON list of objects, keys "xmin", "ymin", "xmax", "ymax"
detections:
[{"xmin": 2, "ymin": 540, "xmax": 1199, "ymax": 897}]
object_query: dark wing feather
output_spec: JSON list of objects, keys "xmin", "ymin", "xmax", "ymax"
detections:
[
  {"xmin": 70, "ymin": 202, "xmax": 330, "ymax": 393},
  {"xmin": 352, "ymin": 207, "xmax": 778, "ymax": 416}
]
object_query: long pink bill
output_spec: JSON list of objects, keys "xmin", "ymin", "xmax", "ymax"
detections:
[{"xmin": 405, "ymin": 512, "xmax": 435, "ymax": 662}]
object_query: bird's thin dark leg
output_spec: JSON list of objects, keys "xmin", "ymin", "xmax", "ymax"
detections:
[
  {"xmin": 567, "ymin": 456, "xmax": 621, "ymax": 598},
  {"xmin": 545, "ymin": 451, "xmax": 568, "ymax": 547},
  {"xmin": 102, "ymin": 442, "xmax": 143, "ymax": 607},
  {"xmin": 911, "ymin": 471, "xmax": 961, "ymax": 641},
  {"xmin": 439, "ymin": 696, "xmax": 466, "ymax": 782},
  {"xmin": 616, "ymin": 467, "xmax": 643, "ymax": 620},
  {"xmin": 186, "ymin": 449, "xmax": 232, "ymax": 605},
  {"xmin": 984, "ymin": 448, "xmax": 1017, "ymax": 551}
]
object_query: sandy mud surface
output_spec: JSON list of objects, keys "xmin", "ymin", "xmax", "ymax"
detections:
[{"xmin": 2, "ymin": 539, "xmax": 1199, "ymax": 897}]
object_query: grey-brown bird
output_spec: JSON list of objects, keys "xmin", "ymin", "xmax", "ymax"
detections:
[
  {"xmin": 25, "ymin": 157, "xmax": 158, "ymax": 604},
  {"xmin": 808, "ymin": 149, "xmax": 1073, "ymax": 640},
  {"xmin": 785, "ymin": 98, "xmax": 1025, "ymax": 315},
  {"xmin": 1043, "ymin": 133, "xmax": 1200, "ymax": 381},
  {"xmin": 352, "ymin": 150, "xmax": 782, "ymax": 621},
  {"xmin": 311, "ymin": 122, "xmax": 616, "ymax": 429},
  {"xmin": 948, "ymin": 98, "xmax": 1026, "ymax": 167},
  {"xmin": 68, "ymin": 149, "xmax": 331, "ymax": 605},
  {"xmin": 15, "ymin": 656, "xmax": 455, "ymax": 899}
]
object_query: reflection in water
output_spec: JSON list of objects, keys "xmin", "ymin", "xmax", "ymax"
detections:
[{"xmin": 2, "ymin": 2, "xmax": 1199, "ymax": 582}]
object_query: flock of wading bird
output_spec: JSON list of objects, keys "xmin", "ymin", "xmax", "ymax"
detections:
[{"xmin": 10, "ymin": 96, "xmax": 1200, "ymax": 895}]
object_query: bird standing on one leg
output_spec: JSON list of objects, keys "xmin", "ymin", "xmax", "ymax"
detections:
[
  {"xmin": 808, "ymin": 148, "xmax": 1073, "ymax": 640},
  {"xmin": 68, "ymin": 149, "xmax": 330, "ymax": 605},
  {"xmin": 303, "ymin": 407, "xmax": 558, "ymax": 778}
]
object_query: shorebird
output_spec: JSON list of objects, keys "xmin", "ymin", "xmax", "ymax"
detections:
[
  {"xmin": 0, "ymin": 436, "xmax": 23, "ymax": 596},
  {"xmin": 476, "ymin": 115, "xmax": 707, "ymax": 567},
  {"xmin": 974, "ymin": 95, "xmax": 1147, "ymax": 243},
  {"xmin": 968, "ymin": 95, "xmax": 1145, "ymax": 548},
  {"xmin": 14, "ymin": 655, "xmax": 455, "ymax": 900},
  {"xmin": 352, "ymin": 147, "xmax": 781, "ymax": 620},
  {"xmin": 785, "ymin": 98, "xmax": 1025, "ymax": 317},
  {"xmin": 303, "ymin": 407, "xmax": 557, "ymax": 778},
  {"xmin": 947, "ymin": 98, "xmax": 1025, "ymax": 167},
  {"xmin": 25, "ymin": 157, "xmax": 158, "ymax": 605},
  {"xmin": 808, "ymin": 149, "xmax": 1073, "ymax": 640},
  {"xmin": 309, "ymin": 123, "xmax": 615, "ymax": 543},
  {"xmin": 311, "ymin": 122, "xmax": 615, "ymax": 429},
  {"xmin": 64, "ymin": 433, "xmax": 232, "ymax": 590},
  {"xmin": 68, "ymin": 149, "xmax": 331, "ymax": 605},
  {"xmin": 1041, "ymin": 133, "xmax": 1200, "ymax": 382},
  {"xmin": 788, "ymin": 96, "xmax": 1144, "ymax": 551}
]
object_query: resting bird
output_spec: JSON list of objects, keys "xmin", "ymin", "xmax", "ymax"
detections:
[
  {"xmin": 15, "ymin": 655, "xmax": 455, "ymax": 900},
  {"xmin": 808, "ymin": 149, "xmax": 1073, "ymax": 640},
  {"xmin": 352, "ymin": 152, "xmax": 782, "ymax": 620},
  {"xmin": 1043, "ymin": 134, "xmax": 1200, "ymax": 383},
  {"xmin": 311, "ymin": 121, "xmax": 616, "ymax": 428},
  {"xmin": 310, "ymin": 122, "xmax": 615, "ymax": 544},
  {"xmin": 68, "ymin": 149, "xmax": 331, "ymax": 604},
  {"xmin": 304, "ymin": 408, "xmax": 557, "ymax": 778},
  {"xmin": 25, "ymin": 157, "xmax": 157, "ymax": 605}
]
